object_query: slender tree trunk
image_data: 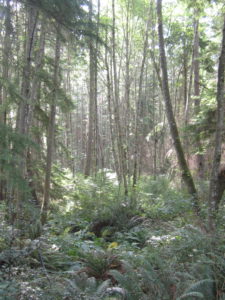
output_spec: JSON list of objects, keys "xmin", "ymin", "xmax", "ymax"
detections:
[
  {"xmin": 0, "ymin": 0, "xmax": 12, "ymax": 201},
  {"xmin": 157, "ymin": 0, "xmax": 200, "ymax": 216},
  {"xmin": 0, "ymin": 0, "xmax": 11, "ymax": 125},
  {"xmin": 124, "ymin": 0, "xmax": 131, "ymax": 178},
  {"xmin": 208, "ymin": 16, "xmax": 225, "ymax": 232},
  {"xmin": 27, "ymin": 17, "xmax": 46, "ymax": 134},
  {"xmin": 193, "ymin": 17, "xmax": 204, "ymax": 178},
  {"xmin": 133, "ymin": 7, "xmax": 151, "ymax": 187},
  {"xmin": 42, "ymin": 27, "xmax": 61, "ymax": 224},
  {"xmin": 94, "ymin": 0, "xmax": 100, "ymax": 174},
  {"xmin": 26, "ymin": 17, "xmax": 46, "ymax": 206},
  {"xmin": 16, "ymin": 4, "xmax": 39, "ymax": 135},
  {"xmin": 112, "ymin": 0, "xmax": 128, "ymax": 195},
  {"xmin": 183, "ymin": 41, "xmax": 188, "ymax": 114},
  {"xmin": 105, "ymin": 43, "xmax": 121, "ymax": 180},
  {"xmin": 185, "ymin": 46, "xmax": 194, "ymax": 125},
  {"xmin": 152, "ymin": 69, "xmax": 157, "ymax": 179},
  {"xmin": 84, "ymin": 0, "xmax": 97, "ymax": 177}
]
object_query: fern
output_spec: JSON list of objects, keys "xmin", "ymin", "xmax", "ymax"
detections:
[
  {"xmin": 177, "ymin": 291, "xmax": 204, "ymax": 299},
  {"xmin": 64, "ymin": 273, "xmax": 110, "ymax": 299},
  {"xmin": 178, "ymin": 279, "xmax": 215, "ymax": 300},
  {"xmin": 109, "ymin": 261, "xmax": 148, "ymax": 300}
]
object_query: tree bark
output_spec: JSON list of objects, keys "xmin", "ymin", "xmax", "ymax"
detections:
[
  {"xmin": 84, "ymin": 0, "xmax": 98, "ymax": 177},
  {"xmin": 193, "ymin": 16, "xmax": 204, "ymax": 178},
  {"xmin": 16, "ymin": 3, "xmax": 39, "ymax": 135},
  {"xmin": 0, "ymin": 0, "xmax": 12, "ymax": 125},
  {"xmin": 14, "ymin": 2, "xmax": 39, "ymax": 219},
  {"xmin": 0, "ymin": 0, "xmax": 12, "ymax": 201},
  {"xmin": 26, "ymin": 17, "xmax": 46, "ymax": 206},
  {"xmin": 157, "ymin": 0, "xmax": 200, "ymax": 216},
  {"xmin": 42, "ymin": 27, "xmax": 61, "ymax": 224},
  {"xmin": 105, "ymin": 42, "xmax": 121, "ymax": 181},
  {"xmin": 208, "ymin": 15, "xmax": 225, "ymax": 232},
  {"xmin": 133, "ymin": 7, "xmax": 151, "ymax": 187},
  {"xmin": 112, "ymin": 0, "xmax": 128, "ymax": 195}
]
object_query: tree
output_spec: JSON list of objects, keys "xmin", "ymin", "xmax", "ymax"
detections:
[
  {"xmin": 133, "ymin": 2, "xmax": 152, "ymax": 187},
  {"xmin": 156, "ymin": 0, "xmax": 200, "ymax": 216},
  {"xmin": 0, "ymin": 0, "xmax": 12, "ymax": 201},
  {"xmin": 112, "ymin": 0, "xmax": 128, "ymax": 194},
  {"xmin": 84, "ymin": 0, "xmax": 98, "ymax": 177},
  {"xmin": 14, "ymin": 2, "xmax": 39, "ymax": 219},
  {"xmin": 41, "ymin": 26, "xmax": 61, "ymax": 224},
  {"xmin": 208, "ymin": 15, "xmax": 225, "ymax": 232}
]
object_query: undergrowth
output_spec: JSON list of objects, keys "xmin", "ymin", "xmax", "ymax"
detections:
[{"xmin": 1, "ymin": 172, "xmax": 224, "ymax": 299}]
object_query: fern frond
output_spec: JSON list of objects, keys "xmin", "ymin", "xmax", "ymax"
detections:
[
  {"xmin": 177, "ymin": 291, "xmax": 204, "ymax": 299},
  {"xmin": 186, "ymin": 279, "xmax": 214, "ymax": 293},
  {"xmin": 96, "ymin": 279, "xmax": 111, "ymax": 296},
  {"xmin": 64, "ymin": 278, "xmax": 81, "ymax": 293},
  {"xmin": 178, "ymin": 279, "xmax": 215, "ymax": 300}
]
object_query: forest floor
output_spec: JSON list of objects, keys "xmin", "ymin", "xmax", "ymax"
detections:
[{"xmin": 0, "ymin": 174, "xmax": 224, "ymax": 299}]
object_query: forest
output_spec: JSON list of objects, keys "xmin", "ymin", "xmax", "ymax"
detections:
[{"xmin": 0, "ymin": 0, "xmax": 225, "ymax": 299}]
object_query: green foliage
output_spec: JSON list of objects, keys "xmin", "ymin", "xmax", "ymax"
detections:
[
  {"xmin": 64, "ymin": 274, "xmax": 111, "ymax": 300},
  {"xmin": 1, "ymin": 168, "xmax": 225, "ymax": 300},
  {"xmin": 119, "ymin": 0, "xmax": 151, "ymax": 20},
  {"xmin": 137, "ymin": 176, "xmax": 191, "ymax": 220},
  {"xmin": 0, "ymin": 124, "xmax": 37, "ymax": 197},
  {"xmin": 177, "ymin": 279, "xmax": 215, "ymax": 300},
  {"xmin": 115, "ymin": 225, "xmax": 150, "ymax": 248},
  {"xmin": 28, "ymin": 0, "xmax": 89, "ymax": 30},
  {"xmin": 73, "ymin": 249, "xmax": 122, "ymax": 280},
  {"xmin": 109, "ymin": 257, "xmax": 173, "ymax": 300},
  {"xmin": 109, "ymin": 263, "xmax": 145, "ymax": 300},
  {"xmin": 69, "ymin": 172, "xmax": 133, "ymax": 225},
  {"xmin": 0, "ymin": 280, "xmax": 19, "ymax": 300},
  {"xmin": 177, "ymin": 291, "xmax": 204, "ymax": 299}
]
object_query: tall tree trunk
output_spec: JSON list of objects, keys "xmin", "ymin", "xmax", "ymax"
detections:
[
  {"xmin": 16, "ymin": 3, "xmax": 39, "ymax": 135},
  {"xmin": 14, "ymin": 3, "xmax": 39, "ymax": 219},
  {"xmin": 94, "ymin": 0, "xmax": 100, "ymax": 173},
  {"xmin": 133, "ymin": 6, "xmax": 151, "ymax": 187},
  {"xmin": 112, "ymin": 0, "xmax": 128, "ymax": 195},
  {"xmin": 124, "ymin": 0, "xmax": 131, "ymax": 178},
  {"xmin": 193, "ymin": 17, "xmax": 204, "ymax": 178},
  {"xmin": 27, "ymin": 17, "xmax": 46, "ymax": 134},
  {"xmin": 0, "ymin": 0, "xmax": 12, "ymax": 125},
  {"xmin": 208, "ymin": 16, "xmax": 225, "ymax": 232},
  {"xmin": 42, "ymin": 27, "xmax": 61, "ymax": 224},
  {"xmin": 84, "ymin": 0, "xmax": 97, "ymax": 177},
  {"xmin": 27, "ymin": 17, "xmax": 46, "ymax": 206},
  {"xmin": 0, "ymin": 0, "xmax": 12, "ymax": 201},
  {"xmin": 105, "ymin": 44, "xmax": 121, "ymax": 181},
  {"xmin": 157, "ymin": 0, "xmax": 200, "ymax": 216}
]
